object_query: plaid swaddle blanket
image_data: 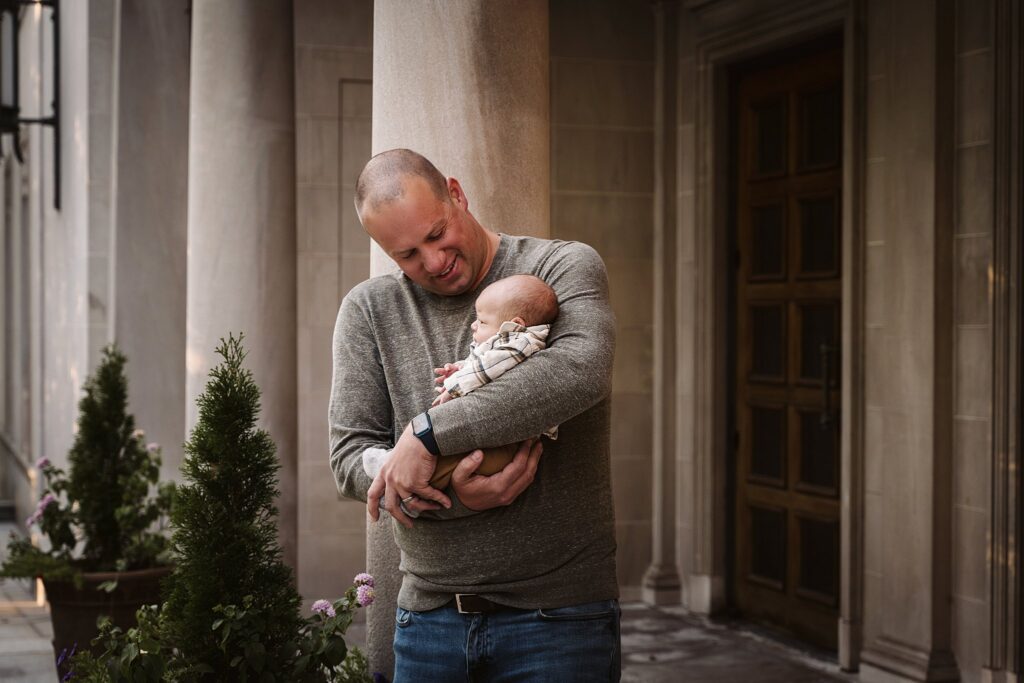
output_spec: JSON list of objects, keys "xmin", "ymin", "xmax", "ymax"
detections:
[{"xmin": 444, "ymin": 321, "xmax": 558, "ymax": 439}]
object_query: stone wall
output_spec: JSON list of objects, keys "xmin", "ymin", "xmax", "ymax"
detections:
[
  {"xmin": 550, "ymin": 0, "xmax": 656, "ymax": 597},
  {"xmin": 293, "ymin": 0, "xmax": 374, "ymax": 606}
]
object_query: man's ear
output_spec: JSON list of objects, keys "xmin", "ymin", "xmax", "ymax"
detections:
[{"xmin": 447, "ymin": 177, "xmax": 469, "ymax": 210}]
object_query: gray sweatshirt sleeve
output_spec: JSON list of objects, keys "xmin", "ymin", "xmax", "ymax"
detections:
[
  {"xmin": 428, "ymin": 242, "xmax": 615, "ymax": 453},
  {"xmin": 328, "ymin": 294, "xmax": 393, "ymax": 502}
]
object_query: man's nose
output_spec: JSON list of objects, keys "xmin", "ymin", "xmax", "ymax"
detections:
[{"xmin": 424, "ymin": 248, "xmax": 447, "ymax": 274}]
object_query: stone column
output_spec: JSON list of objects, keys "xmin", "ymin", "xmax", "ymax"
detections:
[
  {"xmin": 184, "ymin": 1, "xmax": 298, "ymax": 567},
  {"xmin": 113, "ymin": 0, "xmax": 190, "ymax": 484},
  {"xmin": 368, "ymin": 0, "xmax": 549, "ymax": 675},
  {"xmin": 642, "ymin": 0, "xmax": 682, "ymax": 606}
]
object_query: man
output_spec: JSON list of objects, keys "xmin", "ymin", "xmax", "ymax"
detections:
[{"xmin": 329, "ymin": 149, "xmax": 619, "ymax": 681}]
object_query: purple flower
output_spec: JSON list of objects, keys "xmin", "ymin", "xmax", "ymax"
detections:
[
  {"xmin": 146, "ymin": 442, "xmax": 160, "ymax": 453},
  {"xmin": 27, "ymin": 493, "xmax": 56, "ymax": 527},
  {"xmin": 354, "ymin": 572, "xmax": 374, "ymax": 588},
  {"xmin": 311, "ymin": 599, "xmax": 336, "ymax": 618},
  {"xmin": 356, "ymin": 584, "xmax": 375, "ymax": 607},
  {"xmin": 56, "ymin": 642, "xmax": 76, "ymax": 680},
  {"xmin": 36, "ymin": 457, "xmax": 51, "ymax": 469}
]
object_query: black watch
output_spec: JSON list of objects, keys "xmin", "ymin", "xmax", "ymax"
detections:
[{"xmin": 411, "ymin": 411, "xmax": 440, "ymax": 456}]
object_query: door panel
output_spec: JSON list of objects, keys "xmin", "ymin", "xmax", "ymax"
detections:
[{"xmin": 734, "ymin": 43, "xmax": 843, "ymax": 650}]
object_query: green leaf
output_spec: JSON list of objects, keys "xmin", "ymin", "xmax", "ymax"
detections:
[
  {"xmin": 323, "ymin": 636, "xmax": 348, "ymax": 667},
  {"xmin": 97, "ymin": 579, "xmax": 119, "ymax": 593}
]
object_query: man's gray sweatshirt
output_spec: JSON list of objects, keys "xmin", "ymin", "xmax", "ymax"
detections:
[{"xmin": 329, "ymin": 234, "xmax": 618, "ymax": 611}]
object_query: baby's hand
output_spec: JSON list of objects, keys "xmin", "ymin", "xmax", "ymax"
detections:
[
  {"xmin": 433, "ymin": 363, "xmax": 461, "ymax": 384},
  {"xmin": 431, "ymin": 389, "xmax": 454, "ymax": 407}
]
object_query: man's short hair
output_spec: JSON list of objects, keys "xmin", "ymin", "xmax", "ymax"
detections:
[
  {"xmin": 354, "ymin": 149, "xmax": 449, "ymax": 215},
  {"xmin": 493, "ymin": 275, "xmax": 559, "ymax": 327}
]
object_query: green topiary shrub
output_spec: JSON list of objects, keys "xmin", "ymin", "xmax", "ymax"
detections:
[
  {"xmin": 1, "ymin": 345, "xmax": 174, "ymax": 583},
  {"xmin": 66, "ymin": 334, "xmax": 372, "ymax": 682}
]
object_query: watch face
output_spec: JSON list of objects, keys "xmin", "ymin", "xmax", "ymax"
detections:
[{"xmin": 412, "ymin": 412, "xmax": 430, "ymax": 435}]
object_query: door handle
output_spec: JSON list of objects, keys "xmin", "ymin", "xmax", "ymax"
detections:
[{"xmin": 819, "ymin": 343, "xmax": 837, "ymax": 430}]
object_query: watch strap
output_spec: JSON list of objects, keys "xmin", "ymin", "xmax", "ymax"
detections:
[{"xmin": 413, "ymin": 411, "xmax": 441, "ymax": 456}]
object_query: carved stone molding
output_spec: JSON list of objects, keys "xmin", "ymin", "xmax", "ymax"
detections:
[
  {"xmin": 644, "ymin": 0, "xmax": 683, "ymax": 608},
  {"xmin": 986, "ymin": 0, "xmax": 1023, "ymax": 678}
]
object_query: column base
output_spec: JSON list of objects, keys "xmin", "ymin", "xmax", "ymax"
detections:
[
  {"xmin": 860, "ymin": 636, "xmax": 959, "ymax": 682},
  {"xmin": 685, "ymin": 573, "xmax": 726, "ymax": 615},
  {"xmin": 982, "ymin": 668, "xmax": 1021, "ymax": 683},
  {"xmin": 641, "ymin": 564, "xmax": 681, "ymax": 606},
  {"xmin": 838, "ymin": 617, "xmax": 861, "ymax": 672}
]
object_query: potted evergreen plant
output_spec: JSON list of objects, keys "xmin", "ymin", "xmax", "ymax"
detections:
[
  {"xmin": 0, "ymin": 345, "xmax": 175, "ymax": 662},
  {"xmin": 66, "ymin": 334, "xmax": 373, "ymax": 681}
]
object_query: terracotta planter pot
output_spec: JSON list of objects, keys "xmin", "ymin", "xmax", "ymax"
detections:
[{"xmin": 44, "ymin": 566, "xmax": 170, "ymax": 664}]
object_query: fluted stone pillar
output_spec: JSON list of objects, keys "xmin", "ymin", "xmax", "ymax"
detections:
[
  {"xmin": 367, "ymin": 1, "xmax": 549, "ymax": 675},
  {"xmin": 642, "ymin": 0, "xmax": 682, "ymax": 607},
  {"xmin": 184, "ymin": 1, "xmax": 298, "ymax": 567}
]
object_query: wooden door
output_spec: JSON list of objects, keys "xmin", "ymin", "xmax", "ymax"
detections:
[{"xmin": 733, "ymin": 44, "xmax": 843, "ymax": 650}]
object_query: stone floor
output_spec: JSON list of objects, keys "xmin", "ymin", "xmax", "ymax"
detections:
[
  {"xmin": 1, "ymin": 523, "xmax": 854, "ymax": 682},
  {"xmin": 619, "ymin": 602, "xmax": 854, "ymax": 682},
  {"xmin": 0, "ymin": 574, "xmax": 56, "ymax": 682}
]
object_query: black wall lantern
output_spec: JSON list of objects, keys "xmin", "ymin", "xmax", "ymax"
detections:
[{"xmin": 0, "ymin": 0, "xmax": 59, "ymax": 209}]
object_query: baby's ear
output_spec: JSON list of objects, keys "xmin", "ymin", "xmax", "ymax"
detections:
[{"xmin": 511, "ymin": 316, "xmax": 526, "ymax": 327}]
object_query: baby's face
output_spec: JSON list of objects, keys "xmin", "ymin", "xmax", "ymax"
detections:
[{"xmin": 471, "ymin": 295, "xmax": 503, "ymax": 343}]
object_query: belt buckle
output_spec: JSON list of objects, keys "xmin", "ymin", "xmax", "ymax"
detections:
[{"xmin": 455, "ymin": 593, "xmax": 479, "ymax": 614}]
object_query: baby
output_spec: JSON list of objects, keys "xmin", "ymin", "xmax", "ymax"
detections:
[{"xmin": 363, "ymin": 274, "xmax": 559, "ymax": 490}]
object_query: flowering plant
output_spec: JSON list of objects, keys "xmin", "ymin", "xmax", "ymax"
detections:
[
  {"xmin": 60, "ymin": 336, "xmax": 373, "ymax": 681},
  {"xmin": 65, "ymin": 572, "xmax": 376, "ymax": 681},
  {"xmin": 1, "ymin": 346, "xmax": 175, "ymax": 584}
]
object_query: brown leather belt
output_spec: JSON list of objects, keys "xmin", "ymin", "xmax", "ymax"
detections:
[{"xmin": 453, "ymin": 594, "xmax": 509, "ymax": 614}]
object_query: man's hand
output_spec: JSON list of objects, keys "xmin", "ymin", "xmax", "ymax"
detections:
[
  {"xmin": 367, "ymin": 424, "xmax": 451, "ymax": 528},
  {"xmin": 450, "ymin": 438, "xmax": 543, "ymax": 511}
]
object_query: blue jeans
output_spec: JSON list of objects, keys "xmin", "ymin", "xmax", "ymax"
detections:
[{"xmin": 392, "ymin": 599, "xmax": 621, "ymax": 682}]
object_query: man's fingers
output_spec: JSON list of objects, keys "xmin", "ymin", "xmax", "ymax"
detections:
[
  {"xmin": 412, "ymin": 484, "xmax": 452, "ymax": 509},
  {"xmin": 495, "ymin": 439, "xmax": 534, "ymax": 479},
  {"xmin": 504, "ymin": 439, "xmax": 543, "ymax": 493},
  {"xmin": 384, "ymin": 488, "xmax": 419, "ymax": 529},
  {"xmin": 367, "ymin": 476, "xmax": 385, "ymax": 522},
  {"xmin": 406, "ymin": 497, "xmax": 442, "ymax": 513},
  {"xmin": 451, "ymin": 450, "xmax": 485, "ymax": 484},
  {"xmin": 524, "ymin": 438, "xmax": 540, "ymax": 475}
]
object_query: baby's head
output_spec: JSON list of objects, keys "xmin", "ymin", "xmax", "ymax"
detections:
[{"xmin": 471, "ymin": 274, "xmax": 559, "ymax": 343}]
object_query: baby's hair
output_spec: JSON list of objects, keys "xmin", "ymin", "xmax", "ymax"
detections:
[{"xmin": 491, "ymin": 274, "xmax": 559, "ymax": 326}]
